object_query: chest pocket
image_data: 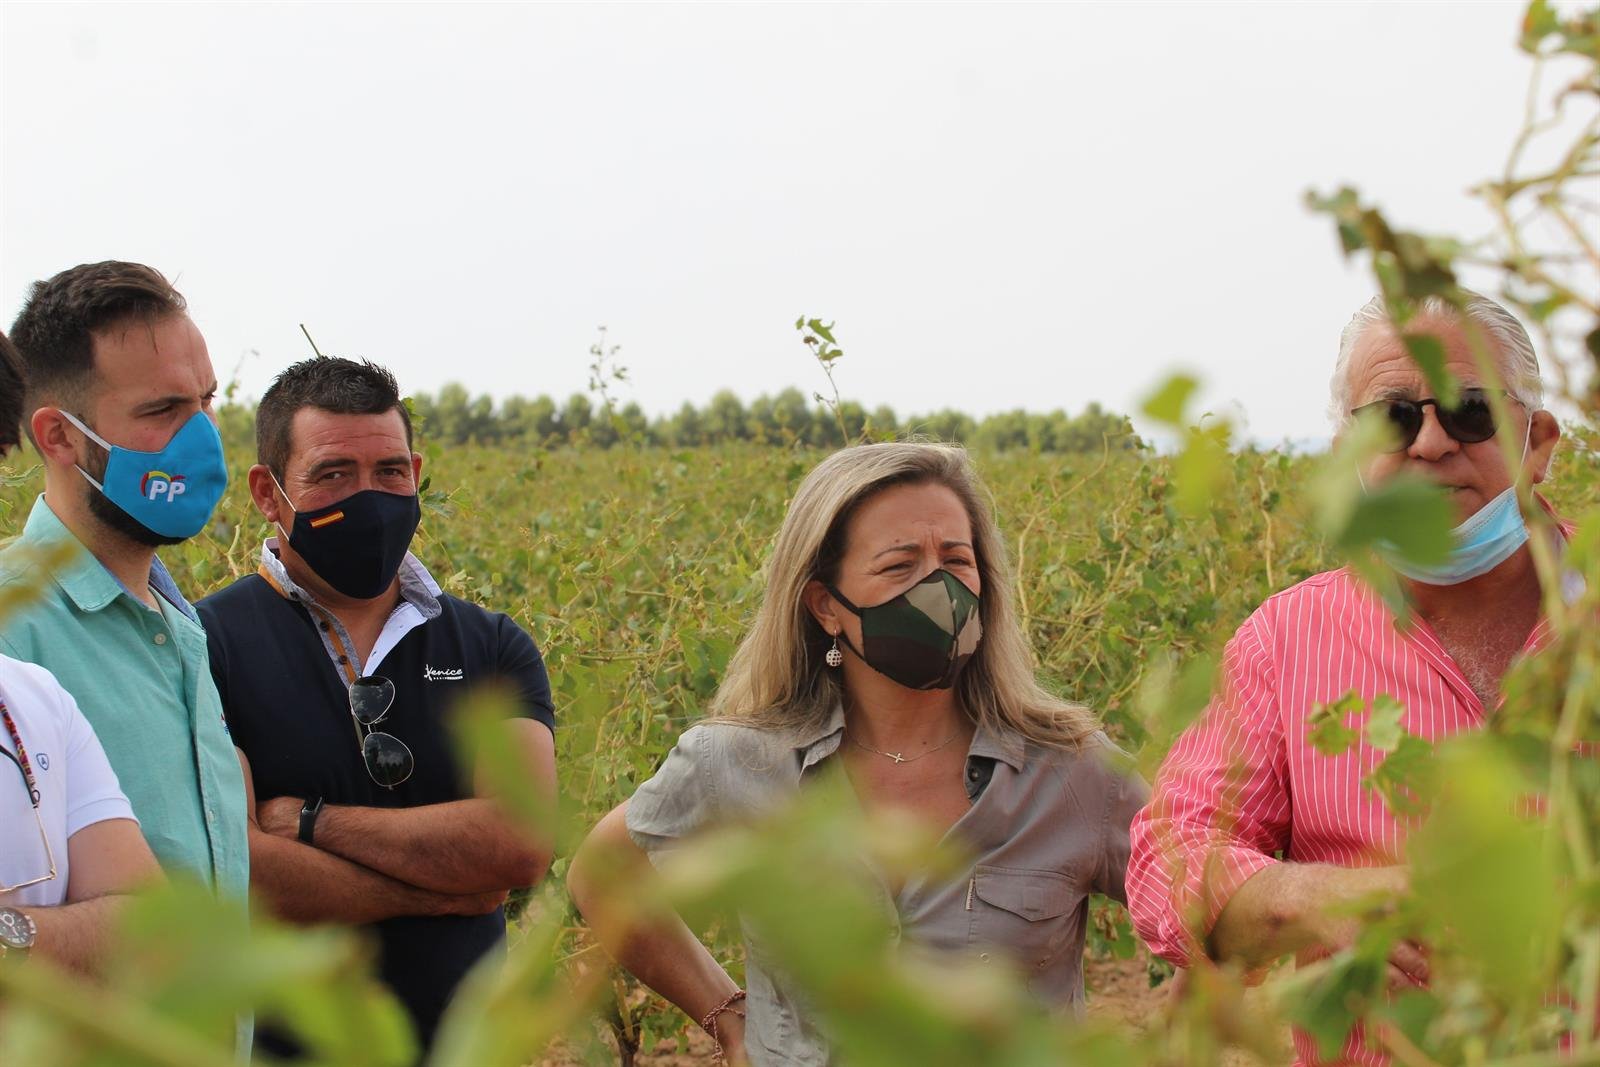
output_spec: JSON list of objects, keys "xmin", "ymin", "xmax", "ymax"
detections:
[{"xmin": 967, "ymin": 864, "xmax": 1080, "ymax": 969}]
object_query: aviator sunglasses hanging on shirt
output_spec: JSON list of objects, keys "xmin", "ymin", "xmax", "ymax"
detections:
[
  {"xmin": 1353, "ymin": 388, "xmax": 1534, "ymax": 586},
  {"xmin": 827, "ymin": 568, "xmax": 984, "ymax": 690},
  {"xmin": 58, "ymin": 410, "xmax": 229, "ymax": 539},
  {"xmin": 271, "ymin": 475, "xmax": 422, "ymax": 600},
  {"xmin": 348, "ymin": 676, "xmax": 413, "ymax": 788}
]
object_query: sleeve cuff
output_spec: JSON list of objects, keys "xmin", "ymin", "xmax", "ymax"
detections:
[
  {"xmin": 1132, "ymin": 838, "xmax": 1279, "ymax": 967},
  {"xmin": 65, "ymin": 794, "xmax": 139, "ymax": 838},
  {"xmin": 1197, "ymin": 845, "xmax": 1279, "ymax": 936}
]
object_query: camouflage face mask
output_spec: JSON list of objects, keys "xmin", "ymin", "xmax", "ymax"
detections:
[{"xmin": 826, "ymin": 569, "xmax": 984, "ymax": 690}]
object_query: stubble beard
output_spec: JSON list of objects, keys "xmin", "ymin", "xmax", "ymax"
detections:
[{"xmin": 78, "ymin": 439, "xmax": 186, "ymax": 549}]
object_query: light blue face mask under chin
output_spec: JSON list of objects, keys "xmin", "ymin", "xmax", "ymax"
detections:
[
  {"xmin": 1381, "ymin": 485, "xmax": 1530, "ymax": 586},
  {"xmin": 1374, "ymin": 419, "xmax": 1533, "ymax": 586}
]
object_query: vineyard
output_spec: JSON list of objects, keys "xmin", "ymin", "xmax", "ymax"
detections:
[{"xmin": 2, "ymin": 418, "xmax": 1597, "ymax": 1064}]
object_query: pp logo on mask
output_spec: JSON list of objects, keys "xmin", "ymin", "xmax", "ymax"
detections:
[{"xmin": 140, "ymin": 470, "xmax": 188, "ymax": 503}]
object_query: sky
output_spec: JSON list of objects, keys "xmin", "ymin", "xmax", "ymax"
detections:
[{"xmin": 0, "ymin": 1, "xmax": 1581, "ymax": 446}]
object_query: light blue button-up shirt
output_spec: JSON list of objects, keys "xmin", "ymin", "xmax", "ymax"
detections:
[{"xmin": 0, "ymin": 496, "xmax": 248, "ymax": 901}]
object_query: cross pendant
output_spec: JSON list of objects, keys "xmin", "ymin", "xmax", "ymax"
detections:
[{"xmin": 889, "ymin": 752, "xmax": 906, "ymax": 763}]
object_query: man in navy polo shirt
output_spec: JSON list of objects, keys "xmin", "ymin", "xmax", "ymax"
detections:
[{"xmin": 197, "ymin": 357, "xmax": 556, "ymax": 1061}]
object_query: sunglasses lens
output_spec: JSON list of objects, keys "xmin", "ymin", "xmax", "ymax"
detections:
[
  {"xmin": 350, "ymin": 676, "xmax": 396, "ymax": 726},
  {"xmin": 362, "ymin": 731, "xmax": 414, "ymax": 788},
  {"xmin": 1384, "ymin": 401, "xmax": 1424, "ymax": 452},
  {"xmin": 1440, "ymin": 391, "xmax": 1497, "ymax": 443}
]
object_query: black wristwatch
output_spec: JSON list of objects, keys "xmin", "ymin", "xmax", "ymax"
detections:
[
  {"xmin": 0, "ymin": 906, "xmax": 36, "ymax": 960},
  {"xmin": 298, "ymin": 796, "xmax": 325, "ymax": 845}
]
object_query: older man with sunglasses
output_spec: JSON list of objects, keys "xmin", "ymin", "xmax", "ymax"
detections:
[
  {"xmin": 196, "ymin": 357, "xmax": 556, "ymax": 1063},
  {"xmin": 1126, "ymin": 292, "xmax": 1564, "ymax": 1067},
  {"xmin": 0, "ymin": 329, "xmax": 160, "ymax": 972}
]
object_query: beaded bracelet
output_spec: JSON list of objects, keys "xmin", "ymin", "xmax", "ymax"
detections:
[{"xmin": 700, "ymin": 989, "xmax": 747, "ymax": 1066}]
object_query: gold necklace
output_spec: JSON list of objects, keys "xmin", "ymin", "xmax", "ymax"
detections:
[{"xmin": 847, "ymin": 729, "xmax": 964, "ymax": 765}]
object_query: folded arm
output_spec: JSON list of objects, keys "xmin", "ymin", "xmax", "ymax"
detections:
[
  {"xmin": 256, "ymin": 719, "xmax": 556, "ymax": 896},
  {"xmin": 239, "ymin": 749, "xmax": 505, "ymax": 924},
  {"xmin": 1211, "ymin": 861, "xmax": 1421, "ymax": 982}
]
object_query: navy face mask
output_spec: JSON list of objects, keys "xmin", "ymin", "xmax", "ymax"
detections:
[{"xmin": 274, "ymin": 476, "xmax": 421, "ymax": 600}]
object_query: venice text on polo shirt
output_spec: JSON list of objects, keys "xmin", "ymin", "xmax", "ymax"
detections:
[{"xmin": 0, "ymin": 496, "xmax": 248, "ymax": 901}]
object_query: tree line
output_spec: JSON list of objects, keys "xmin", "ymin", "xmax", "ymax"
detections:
[{"xmin": 405, "ymin": 383, "xmax": 1143, "ymax": 452}]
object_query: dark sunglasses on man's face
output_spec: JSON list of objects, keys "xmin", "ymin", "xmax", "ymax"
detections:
[
  {"xmin": 349, "ymin": 676, "xmax": 414, "ymax": 789},
  {"xmin": 1350, "ymin": 388, "xmax": 1519, "ymax": 453}
]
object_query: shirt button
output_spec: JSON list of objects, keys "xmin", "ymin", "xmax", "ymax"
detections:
[
  {"xmin": 979, "ymin": 953, "xmax": 991, "ymax": 963},
  {"xmin": 338, "ymin": 655, "xmax": 349, "ymax": 665},
  {"xmin": 320, "ymin": 622, "xmax": 331, "ymax": 632},
  {"xmin": 153, "ymin": 632, "xmax": 168, "ymax": 646}
]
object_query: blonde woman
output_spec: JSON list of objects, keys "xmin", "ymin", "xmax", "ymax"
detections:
[{"xmin": 568, "ymin": 443, "xmax": 1147, "ymax": 1066}]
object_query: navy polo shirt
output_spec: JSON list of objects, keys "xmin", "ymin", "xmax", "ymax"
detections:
[{"xmin": 197, "ymin": 568, "xmax": 554, "ymax": 1057}]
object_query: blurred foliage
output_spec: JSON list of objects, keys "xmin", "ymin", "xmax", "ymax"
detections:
[{"xmin": 1, "ymin": 3, "xmax": 1598, "ymax": 1066}]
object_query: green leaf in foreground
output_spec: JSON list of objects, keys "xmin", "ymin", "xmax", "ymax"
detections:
[
  {"xmin": 1408, "ymin": 736, "xmax": 1564, "ymax": 1007},
  {"xmin": 1281, "ymin": 942, "xmax": 1388, "ymax": 1061},
  {"xmin": 1338, "ymin": 476, "xmax": 1455, "ymax": 565},
  {"xmin": 1314, "ymin": 413, "xmax": 1455, "ymax": 569},
  {"xmin": 1139, "ymin": 374, "xmax": 1199, "ymax": 427},
  {"xmin": 1171, "ymin": 423, "xmax": 1232, "ymax": 517},
  {"xmin": 1362, "ymin": 734, "xmax": 1434, "ymax": 817},
  {"xmin": 1364, "ymin": 694, "xmax": 1406, "ymax": 753},
  {"xmin": 1400, "ymin": 333, "xmax": 1459, "ymax": 409},
  {"xmin": 1307, "ymin": 691, "xmax": 1364, "ymax": 757}
]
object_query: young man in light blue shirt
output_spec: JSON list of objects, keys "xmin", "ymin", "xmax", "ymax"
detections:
[
  {"xmin": 0, "ymin": 261, "xmax": 247, "ymax": 906},
  {"xmin": 0, "ymin": 325, "xmax": 160, "ymax": 974}
]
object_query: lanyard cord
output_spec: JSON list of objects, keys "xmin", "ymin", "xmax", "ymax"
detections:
[
  {"xmin": 258, "ymin": 563, "xmax": 364, "ymax": 747},
  {"xmin": 0, "ymin": 701, "xmax": 42, "ymax": 807}
]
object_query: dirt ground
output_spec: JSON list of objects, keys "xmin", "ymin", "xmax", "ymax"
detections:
[{"xmin": 540, "ymin": 956, "xmax": 1172, "ymax": 1067}]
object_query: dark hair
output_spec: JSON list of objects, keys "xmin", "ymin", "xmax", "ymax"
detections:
[
  {"xmin": 256, "ymin": 357, "xmax": 413, "ymax": 477},
  {"xmin": 0, "ymin": 331, "xmax": 25, "ymax": 455},
  {"xmin": 7, "ymin": 262, "xmax": 187, "ymax": 443}
]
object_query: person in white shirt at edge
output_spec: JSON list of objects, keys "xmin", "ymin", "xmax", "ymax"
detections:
[{"xmin": 0, "ymin": 328, "xmax": 160, "ymax": 970}]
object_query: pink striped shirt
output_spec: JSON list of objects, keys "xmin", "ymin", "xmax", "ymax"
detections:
[{"xmin": 1126, "ymin": 527, "xmax": 1571, "ymax": 1066}]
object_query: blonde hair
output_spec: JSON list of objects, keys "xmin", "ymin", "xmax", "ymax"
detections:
[{"xmin": 707, "ymin": 441, "xmax": 1099, "ymax": 749}]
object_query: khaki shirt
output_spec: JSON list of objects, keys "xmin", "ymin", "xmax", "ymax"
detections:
[{"xmin": 626, "ymin": 705, "xmax": 1148, "ymax": 1066}]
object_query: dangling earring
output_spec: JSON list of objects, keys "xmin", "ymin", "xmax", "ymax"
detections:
[{"xmin": 825, "ymin": 633, "xmax": 843, "ymax": 668}]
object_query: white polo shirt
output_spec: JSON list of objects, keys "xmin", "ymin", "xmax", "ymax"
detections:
[{"xmin": 0, "ymin": 654, "xmax": 135, "ymax": 907}]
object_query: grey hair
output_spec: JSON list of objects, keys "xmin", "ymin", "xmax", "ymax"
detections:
[{"xmin": 1328, "ymin": 292, "xmax": 1545, "ymax": 428}]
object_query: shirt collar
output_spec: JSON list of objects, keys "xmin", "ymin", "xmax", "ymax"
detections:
[
  {"xmin": 259, "ymin": 536, "xmax": 443, "ymax": 619},
  {"xmin": 789, "ymin": 699, "xmax": 1026, "ymax": 772},
  {"xmin": 21, "ymin": 495, "xmax": 196, "ymax": 620},
  {"xmin": 1539, "ymin": 497, "xmax": 1585, "ymax": 606},
  {"xmin": 968, "ymin": 718, "xmax": 1027, "ymax": 770},
  {"xmin": 148, "ymin": 557, "xmax": 200, "ymax": 623}
]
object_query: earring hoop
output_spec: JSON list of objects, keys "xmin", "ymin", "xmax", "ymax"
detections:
[{"xmin": 825, "ymin": 634, "xmax": 843, "ymax": 668}]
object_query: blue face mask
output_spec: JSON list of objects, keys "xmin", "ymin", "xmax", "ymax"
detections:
[
  {"xmin": 59, "ymin": 410, "xmax": 229, "ymax": 540},
  {"xmin": 1382, "ymin": 486, "xmax": 1529, "ymax": 586},
  {"xmin": 1376, "ymin": 422, "xmax": 1532, "ymax": 586}
]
